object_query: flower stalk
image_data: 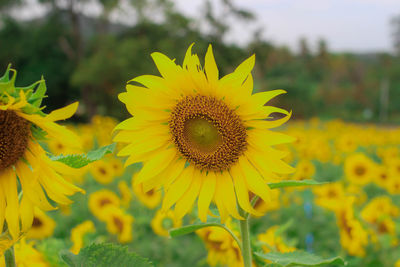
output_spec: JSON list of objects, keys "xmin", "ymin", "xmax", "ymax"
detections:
[
  {"xmin": 4, "ymin": 246, "xmax": 15, "ymax": 267},
  {"xmin": 238, "ymin": 206, "xmax": 252, "ymax": 267}
]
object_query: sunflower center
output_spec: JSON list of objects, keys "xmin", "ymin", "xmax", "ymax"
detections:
[
  {"xmin": 0, "ymin": 110, "xmax": 30, "ymax": 171},
  {"xmin": 169, "ymin": 95, "xmax": 247, "ymax": 171},
  {"xmin": 32, "ymin": 217, "xmax": 43, "ymax": 228},
  {"xmin": 354, "ymin": 165, "xmax": 366, "ymax": 176}
]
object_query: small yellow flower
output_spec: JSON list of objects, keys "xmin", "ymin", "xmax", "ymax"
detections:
[
  {"xmin": 132, "ymin": 180, "xmax": 162, "ymax": 209},
  {"xmin": 88, "ymin": 189, "xmax": 121, "ymax": 221},
  {"xmin": 103, "ymin": 207, "xmax": 134, "ymax": 244},
  {"xmin": 293, "ymin": 160, "xmax": 315, "ymax": 181},
  {"xmin": 0, "ymin": 239, "xmax": 50, "ymax": 267},
  {"xmin": 70, "ymin": 220, "xmax": 95, "ymax": 254},
  {"xmin": 344, "ymin": 153, "xmax": 375, "ymax": 185},
  {"xmin": 257, "ymin": 225, "xmax": 296, "ymax": 253},
  {"xmin": 151, "ymin": 210, "xmax": 182, "ymax": 237},
  {"xmin": 196, "ymin": 219, "xmax": 243, "ymax": 267},
  {"xmin": 90, "ymin": 160, "xmax": 115, "ymax": 184},
  {"xmin": 26, "ymin": 208, "xmax": 55, "ymax": 240},
  {"xmin": 118, "ymin": 181, "xmax": 132, "ymax": 208},
  {"xmin": 313, "ymin": 183, "xmax": 345, "ymax": 211}
]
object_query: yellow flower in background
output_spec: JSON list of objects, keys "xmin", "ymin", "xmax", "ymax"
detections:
[
  {"xmin": 257, "ymin": 225, "xmax": 296, "ymax": 253},
  {"xmin": 114, "ymin": 44, "xmax": 294, "ymax": 221},
  {"xmin": 0, "ymin": 68, "xmax": 84, "ymax": 241},
  {"xmin": 132, "ymin": 181, "xmax": 162, "ymax": 210},
  {"xmin": 151, "ymin": 210, "xmax": 182, "ymax": 237},
  {"xmin": 88, "ymin": 189, "xmax": 121, "ymax": 221},
  {"xmin": 103, "ymin": 207, "xmax": 134, "ymax": 244},
  {"xmin": 395, "ymin": 259, "xmax": 400, "ymax": 267},
  {"xmin": 26, "ymin": 208, "xmax": 55, "ymax": 240},
  {"xmin": 387, "ymin": 177, "xmax": 400, "ymax": 195},
  {"xmin": 252, "ymin": 189, "xmax": 281, "ymax": 216},
  {"xmin": 313, "ymin": 183, "xmax": 345, "ymax": 212},
  {"xmin": 90, "ymin": 160, "xmax": 115, "ymax": 184},
  {"xmin": 70, "ymin": 220, "xmax": 95, "ymax": 254},
  {"xmin": 0, "ymin": 239, "xmax": 49, "ymax": 267},
  {"xmin": 196, "ymin": 219, "xmax": 243, "ymax": 267},
  {"xmin": 118, "ymin": 181, "xmax": 132, "ymax": 208},
  {"xmin": 374, "ymin": 166, "xmax": 391, "ymax": 189},
  {"xmin": 335, "ymin": 134, "xmax": 357, "ymax": 153},
  {"xmin": 344, "ymin": 153, "xmax": 375, "ymax": 186},
  {"xmin": 335, "ymin": 198, "xmax": 368, "ymax": 256},
  {"xmin": 293, "ymin": 160, "xmax": 315, "ymax": 181},
  {"xmin": 361, "ymin": 196, "xmax": 399, "ymax": 224},
  {"xmin": 109, "ymin": 158, "xmax": 124, "ymax": 177}
]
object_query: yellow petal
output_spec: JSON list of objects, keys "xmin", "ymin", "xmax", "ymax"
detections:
[
  {"xmin": 174, "ymin": 170, "xmax": 202, "ymax": 219},
  {"xmin": 162, "ymin": 166, "xmax": 194, "ymax": 211},
  {"xmin": 134, "ymin": 148, "xmax": 177, "ymax": 184},
  {"xmin": 0, "ymin": 169, "xmax": 20, "ymax": 239},
  {"xmin": 218, "ymin": 172, "xmax": 243, "ymax": 220},
  {"xmin": 197, "ymin": 172, "xmax": 216, "ymax": 222},
  {"xmin": 46, "ymin": 102, "xmax": 79, "ymax": 121},
  {"xmin": 204, "ymin": 44, "xmax": 219, "ymax": 86}
]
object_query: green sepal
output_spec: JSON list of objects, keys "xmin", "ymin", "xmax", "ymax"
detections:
[
  {"xmin": 268, "ymin": 180, "xmax": 326, "ymax": 189},
  {"xmin": 0, "ymin": 65, "xmax": 48, "ymax": 115},
  {"xmin": 59, "ymin": 243, "xmax": 153, "ymax": 267},
  {"xmin": 254, "ymin": 251, "xmax": 346, "ymax": 267},
  {"xmin": 50, "ymin": 143, "xmax": 116, "ymax": 168}
]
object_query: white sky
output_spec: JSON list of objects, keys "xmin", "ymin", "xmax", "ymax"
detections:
[
  {"xmin": 15, "ymin": 0, "xmax": 400, "ymax": 53},
  {"xmin": 174, "ymin": 0, "xmax": 400, "ymax": 53}
]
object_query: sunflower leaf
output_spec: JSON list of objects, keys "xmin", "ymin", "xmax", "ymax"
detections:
[
  {"xmin": 254, "ymin": 251, "xmax": 346, "ymax": 266},
  {"xmin": 60, "ymin": 243, "xmax": 153, "ymax": 267},
  {"xmin": 268, "ymin": 180, "xmax": 326, "ymax": 189},
  {"xmin": 169, "ymin": 218, "xmax": 222, "ymax": 238},
  {"xmin": 50, "ymin": 143, "xmax": 116, "ymax": 168}
]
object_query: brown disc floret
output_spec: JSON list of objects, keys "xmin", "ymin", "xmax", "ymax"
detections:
[
  {"xmin": 169, "ymin": 95, "xmax": 247, "ymax": 171},
  {"xmin": 0, "ymin": 110, "xmax": 30, "ymax": 171}
]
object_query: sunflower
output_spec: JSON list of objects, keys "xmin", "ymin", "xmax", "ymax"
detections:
[
  {"xmin": 118, "ymin": 181, "xmax": 132, "ymax": 208},
  {"xmin": 151, "ymin": 210, "xmax": 182, "ymax": 237},
  {"xmin": 132, "ymin": 180, "xmax": 162, "ymax": 210},
  {"xmin": 25, "ymin": 208, "xmax": 55, "ymax": 240},
  {"xmin": 313, "ymin": 183, "xmax": 345, "ymax": 212},
  {"xmin": 196, "ymin": 219, "xmax": 243, "ymax": 267},
  {"xmin": 293, "ymin": 160, "xmax": 315, "ymax": 181},
  {"xmin": 90, "ymin": 160, "xmax": 115, "ymax": 184},
  {"xmin": 70, "ymin": 220, "xmax": 95, "ymax": 254},
  {"xmin": 0, "ymin": 67, "xmax": 83, "ymax": 240},
  {"xmin": 257, "ymin": 225, "xmax": 296, "ymax": 253},
  {"xmin": 103, "ymin": 207, "xmax": 134, "ymax": 244},
  {"xmin": 88, "ymin": 189, "xmax": 121, "ymax": 221},
  {"xmin": 0, "ymin": 239, "xmax": 50, "ymax": 267},
  {"xmin": 344, "ymin": 153, "xmax": 375, "ymax": 186},
  {"xmin": 114, "ymin": 44, "xmax": 294, "ymax": 221}
]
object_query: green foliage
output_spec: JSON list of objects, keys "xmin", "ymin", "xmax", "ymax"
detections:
[
  {"xmin": 268, "ymin": 180, "xmax": 326, "ymax": 189},
  {"xmin": 60, "ymin": 243, "xmax": 153, "ymax": 267},
  {"xmin": 254, "ymin": 251, "xmax": 346, "ymax": 267},
  {"xmin": 51, "ymin": 143, "xmax": 116, "ymax": 168}
]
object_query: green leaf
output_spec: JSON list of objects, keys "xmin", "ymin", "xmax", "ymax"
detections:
[
  {"xmin": 254, "ymin": 251, "xmax": 346, "ymax": 267},
  {"xmin": 50, "ymin": 143, "xmax": 116, "ymax": 168},
  {"xmin": 169, "ymin": 217, "xmax": 222, "ymax": 238},
  {"xmin": 60, "ymin": 243, "xmax": 153, "ymax": 267},
  {"xmin": 268, "ymin": 180, "xmax": 326, "ymax": 189}
]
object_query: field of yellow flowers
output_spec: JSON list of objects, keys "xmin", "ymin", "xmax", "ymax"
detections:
[
  {"xmin": 1, "ymin": 46, "xmax": 400, "ymax": 267},
  {"xmin": 2, "ymin": 115, "xmax": 397, "ymax": 267}
]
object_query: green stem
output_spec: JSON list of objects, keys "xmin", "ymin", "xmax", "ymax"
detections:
[
  {"xmin": 4, "ymin": 245, "xmax": 15, "ymax": 267},
  {"xmin": 238, "ymin": 207, "xmax": 252, "ymax": 267}
]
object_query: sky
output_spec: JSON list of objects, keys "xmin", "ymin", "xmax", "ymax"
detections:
[
  {"xmin": 16, "ymin": 0, "xmax": 400, "ymax": 53},
  {"xmin": 174, "ymin": 0, "xmax": 400, "ymax": 53}
]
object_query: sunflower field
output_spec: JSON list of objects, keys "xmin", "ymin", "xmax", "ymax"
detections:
[{"xmin": 1, "ymin": 40, "xmax": 400, "ymax": 267}]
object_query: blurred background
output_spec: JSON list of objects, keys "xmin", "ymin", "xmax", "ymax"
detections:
[{"xmin": 1, "ymin": 0, "xmax": 400, "ymax": 121}]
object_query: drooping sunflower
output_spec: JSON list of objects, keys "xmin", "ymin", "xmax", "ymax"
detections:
[
  {"xmin": 0, "ymin": 66, "xmax": 83, "ymax": 240},
  {"xmin": 114, "ymin": 44, "xmax": 294, "ymax": 221}
]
